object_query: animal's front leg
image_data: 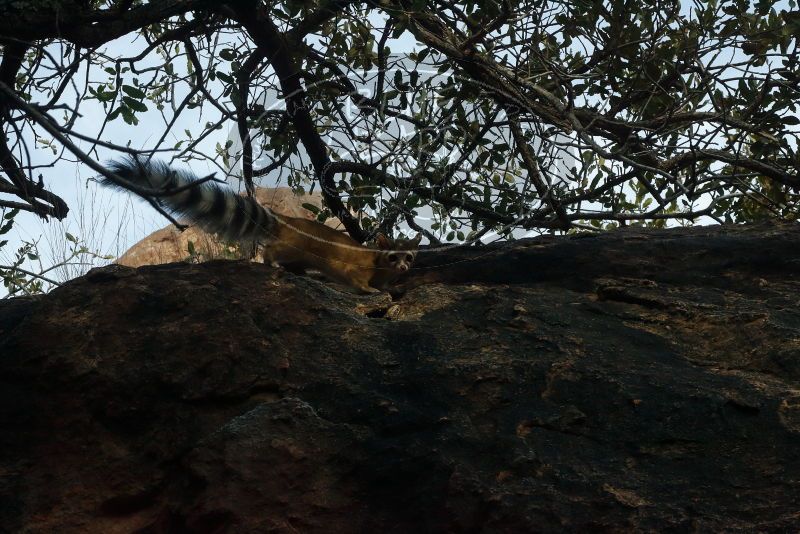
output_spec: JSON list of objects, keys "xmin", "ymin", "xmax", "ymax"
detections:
[
  {"xmin": 261, "ymin": 246, "xmax": 280, "ymax": 268},
  {"xmin": 356, "ymin": 284, "xmax": 382, "ymax": 294}
]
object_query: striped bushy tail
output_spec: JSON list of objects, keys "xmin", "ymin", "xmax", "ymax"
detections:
[{"xmin": 104, "ymin": 157, "xmax": 274, "ymax": 242}]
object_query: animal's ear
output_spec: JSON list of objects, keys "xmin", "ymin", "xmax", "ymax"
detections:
[
  {"xmin": 375, "ymin": 233, "xmax": 392, "ymax": 249},
  {"xmin": 411, "ymin": 233, "xmax": 422, "ymax": 246}
]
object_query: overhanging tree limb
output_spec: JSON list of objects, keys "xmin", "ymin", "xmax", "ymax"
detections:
[
  {"xmin": 227, "ymin": 1, "xmax": 367, "ymax": 242},
  {"xmin": 0, "ymin": 0, "xmax": 210, "ymax": 47}
]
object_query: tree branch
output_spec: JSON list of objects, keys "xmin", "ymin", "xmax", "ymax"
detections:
[{"xmin": 228, "ymin": 1, "xmax": 367, "ymax": 242}]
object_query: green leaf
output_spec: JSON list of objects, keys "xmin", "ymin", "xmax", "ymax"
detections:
[
  {"xmin": 216, "ymin": 71, "xmax": 234, "ymax": 84},
  {"xmin": 219, "ymin": 49, "xmax": 237, "ymax": 61},
  {"xmin": 122, "ymin": 84, "xmax": 146, "ymax": 99},
  {"xmin": 107, "ymin": 107, "xmax": 122, "ymax": 122},
  {"xmin": 96, "ymin": 89, "xmax": 117, "ymax": 102},
  {"xmin": 122, "ymin": 96, "xmax": 148, "ymax": 112},
  {"xmin": 122, "ymin": 108, "xmax": 138, "ymax": 124}
]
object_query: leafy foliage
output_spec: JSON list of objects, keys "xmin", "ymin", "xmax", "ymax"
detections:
[
  {"xmin": 0, "ymin": 0, "xmax": 798, "ymax": 250},
  {"xmin": 0, "ymin": 208, "xmax": 111, "ymax": 297}
]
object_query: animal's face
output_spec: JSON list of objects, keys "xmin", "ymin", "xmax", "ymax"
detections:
[{"xmin": 375, "ymin": 233, "xmax": 422, "ymax": 273}]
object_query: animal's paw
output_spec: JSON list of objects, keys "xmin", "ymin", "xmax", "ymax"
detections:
[{"xmin": 358, "ymin": 285, "xmax": 382, "ymax": 294}]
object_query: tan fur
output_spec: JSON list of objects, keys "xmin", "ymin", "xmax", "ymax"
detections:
[{"xmin": 263, "ymin": 214, "xmax": 421, "ymax": 293}]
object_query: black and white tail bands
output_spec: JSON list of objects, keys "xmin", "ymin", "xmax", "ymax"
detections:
[{"xmin": 103, "ymin": 157, "xmax": 274, "ymax": 241}]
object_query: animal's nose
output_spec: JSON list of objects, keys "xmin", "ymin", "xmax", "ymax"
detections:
[{"xmin": 399, "ymin": 264, "xmax": 409, "ymax": 271}]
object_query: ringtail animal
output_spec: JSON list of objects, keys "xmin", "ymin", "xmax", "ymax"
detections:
[{"xmin": 103, "ymin": 157, "xmax": 421, "ymax": 293}]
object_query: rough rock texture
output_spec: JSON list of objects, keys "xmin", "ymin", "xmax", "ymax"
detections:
[
  {"xmin": 2, "ymin": 222, "xmax": 800, "ymax": 532},
  {"xmin": 117, "ymin": 187, "xmax": 333, "ymax": 267}
]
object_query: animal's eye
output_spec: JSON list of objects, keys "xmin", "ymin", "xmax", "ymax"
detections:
[
  {"xmin": 388, "ymin": 253, "xmax": 398, "ymax": 262},
  {"xmin": 405, "ymin": 254, "xmax": 414, "ymax": 262}
]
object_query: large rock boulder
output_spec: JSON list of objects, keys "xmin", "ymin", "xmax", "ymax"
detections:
[{"xmin": 1, "ymin": 222, "xmax": 799, "ymax": 532}]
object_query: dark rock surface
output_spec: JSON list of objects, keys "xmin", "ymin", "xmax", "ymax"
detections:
[{"xmin": 2, "ymin": 222, "xmax": 800, "ymax": 532}]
